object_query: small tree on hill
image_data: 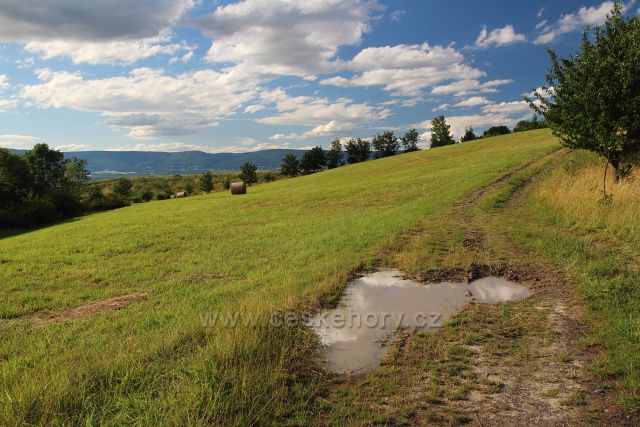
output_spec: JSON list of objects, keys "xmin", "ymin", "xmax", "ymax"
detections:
[
  {"xmin": 460, "ymin": 127, "xmax": 478, "ymax": 142},
  {"xmin": 326, "ymin": 139, "xmax": 343, "ymax": 169},
  {"xmin": 372, "ymin": 130, "xmax": 400, "ymax": 158},
  {"xmin": 280, "ymin": 153, "xmax": 300, "ymax": 177},
  {"xmin": 430, "ymin": 116, "xmax": 455, "ymax": 148},
  {"xmin": 345, "ymin": 138, "xmax": 371, "ymax": 163},
  {"xmin": 239, "ymin": 162, "xmax": 258, "ymax": 185},
  {"xmin": 483, "ymin": 126, "xmax": 511, "ymax": 138},
  {"xmin": 300, "ymin": 146, "xmax": 326, "ymax": 174},
  {"xmin": 400, "ymin": 129, "xmax": 420, "ymax": 152},
  {"xmin": 198, "ymin": 171, "xmax": 215, "ymax": 193},
  {"xmin": 527, "ymin": 3, "xmax": 640, "ymax": 197},
  {"xmin": 112, "ymin": 177, "xmax": 133, "ymax": 199}
]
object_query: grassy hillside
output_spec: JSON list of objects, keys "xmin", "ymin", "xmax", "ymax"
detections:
[{"xmin": 0, "ymin": 130, "xmax": 564, "ymax": 424}]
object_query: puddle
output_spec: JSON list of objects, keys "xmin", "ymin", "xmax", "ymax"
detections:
[{"xmin": 309, "ymin": 270, "xmax": 532, "ymax": 374}]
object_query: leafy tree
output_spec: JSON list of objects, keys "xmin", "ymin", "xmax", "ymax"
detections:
[
  {"xmin": 326, "ymin": 139, "xmax": 343, "ymax": 168},
  {"xmin": 400, "ymin": 128, "xmax": 421, "ymax": 152},
  {"xmin": 198, "ymin": 171, "xmax": 215, "ymax": 193},
  {"xmin": 527, "ymin": 3, "xmax": 640, "ymax": 194},
  {"xmin": 483, "ymin": 125, "xmax": 511, "ymax": 138},
  {"xmin": 61, "ymin": 157, "xmax": 90, "ymax": 198},
  {"xmin": 112, "ymin": 177, "xmax": 133, "ymax": 199},
  {"xmin": 300, "ymin": 146, "xmax": 327, "ymax": 174},
  {"xmin": 23, "ymin": 144, "xmax": 65, "ymax": 196},
  {"xmin": 222, "ymin": 176, "xmax": 231, "ymax": 190},
  {"xmin": 345, "ymin": 138, "xmax": 371, "ymax": 164},
  {"xmin": 184, "ymin": 179, "xmax": 195, "ymax": 195},
  {"xmin": 460, "ymin": 127, "xmax": 478, "ymax": 142},
  {"xmin": 239, "ymin": 162, "xmax": 258, "ymax": 185},
  {"xmin": 430, "ymin": 116, "xmax": 455, "ymax": 148},
  {"xmin": 280, "ymin": 153, "xmax": 300, "ymax": 177},
  {"xmin": 513, "ymin": 116, "xmax": 547, "ymax": 133},
  {"xmin": 0, "ymin": 149, "xmax": 31, "ymax": 207},
  {"xmin": 372, "ymin": 130, "xmax": 400, "ymax": 158}
]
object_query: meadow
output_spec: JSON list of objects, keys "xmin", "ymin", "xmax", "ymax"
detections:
[{"xmin": 0, "ymin": 130, "xmax": 558, "ymax": 424}]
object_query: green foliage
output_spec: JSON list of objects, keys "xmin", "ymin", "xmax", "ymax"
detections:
[
  {"xmin": 482, "ymin": 125, "xmax": 511, "ymax": 138},
  {"xmin": 528, "ymin": 3, "xmax": 640, "ymax": 182},
  {"xmin": 112, "ymin": 177, "xmax": 133, "ymax": 199},
  {"xmin": 198, "ymin": 171, "xmax": 215, "ymax": 193},
  {"xmin": 400, "ymin": 128, "xmax": 421, "ymax": 152},
  {"xmin": 0, "ymin": 149, "xmax": 31, "ymax": 207},
  {"xmin": 261, "ymin": 171, "xmax": 276, "ymax": 182},
  {"xmin": 240, "ymin": 162, "xmax": 258, "ymax": 185},
  {"xmin": 23, "ymin": 143, "xmax": 65, "ymax": 196},
  {"xmin": 345, "ymin": 138, "xmax": 371, "ymax": 164},
  {"xmin": 140, "ymin": 191, "xmax": 154, "ymax": 202},
  {"xmin": 460, "ymin": 127, "xmax": 478, "ymax": 142},
  {"xmin": 513, "ymin": 116, "xmax": 547, "ymax": 133},
  {"xmin": 326, "ymin": 139, "xmax": 343, "ymax": 169},
  {"xmin": 372, "ymin": 130, "xmax": 400, "ymax": 158},
  {"xmin": 300, "ymin": 147, "xmax": 326, "ymax": 174},
  {"xmin": 222, "ymin": 176, "xmax": 231, "ymax": 190},
  {"xmin": 184, "ymin": 179, "xmax": 195, "ymax": 195},
  {"xmin": 430, "ymin": 116, "xmax": 455, "ymax": 148},
  {"xmin": 280, "ymin": 153, "xmax": 300, "ymax": 177}
]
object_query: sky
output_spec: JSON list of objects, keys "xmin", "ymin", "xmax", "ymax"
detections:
[{"xmin": 0, "ymin": 0, "xmax": 637, "ymax": 153}]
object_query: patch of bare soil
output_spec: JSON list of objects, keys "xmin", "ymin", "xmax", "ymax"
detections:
[{"xmin": 32, "ymin": 292, "xmax": 148, "ymax": 324}]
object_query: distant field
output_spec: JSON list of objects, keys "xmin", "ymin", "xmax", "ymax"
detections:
[{"xmin": 0, "ymin": 131, "xmax": 559, "ymax": 424}]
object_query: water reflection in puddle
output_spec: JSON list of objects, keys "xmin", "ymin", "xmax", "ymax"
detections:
[{"xmin": 308, "ymin": 270, "xmax": 532, "ymax": 374}]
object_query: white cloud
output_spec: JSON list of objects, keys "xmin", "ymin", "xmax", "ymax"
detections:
[
  {"xmin": 0, "ymin": 98, "xmax": 16, "ymax": 111},
  {"xmin": 257, "ymin": 89, "xmax": 390, "ymax": 127},
  {"xmin": 390, "ymin": 10, "xmax": 405, "ymax": 22},
  {"xmin": 270, "ymin": 120, "xmax": 355, "ymax": 140},
  {"xmin": 24, "ymin": 35, "xmax": 190, "ymax": 65},
  {"xmin": 0, "ymin": 0, "xmax": 195, "ymax": 42},
  {"xmin": 21, "ymin": 67, "xmax": 262, "ymax": 138},
  {"xmin": 475, "ymin": 25, "xmax": 526, "ymax": 48},
  {"xmin": 0, "ymin": 74, "xmax": 8, "ymax": 91},
  {"xmin": 244, "ymin": 104, "xmax": 266, "ymax": 114},
  {"xmin": 453, "ymin": 96, "xmax": 491, "ymax": 107},
  {"xmin": 431, "ymin": 79, "xmax": 513, "ymax": 96},
  {"xmin": 110, "ymin": 140, "xmax": 300, "ymax": 154},
  {"xmin": 0, "ymin": 134, "xmax": 38, "ymax": 148},
  {"xmin": 481, "ymin": 100, "xmax": 532, "ymax": 115},
  {"xmin": 197, "ymin": 0, "xmax": 378, "ymax": 78},
  {"xmin": 538, "ymin": 7, "xmax": 545, "ymax": 18},
  {"xmin": 55, "ymin": 144, "xmax": 91, "ymax": 151},
  {"xmin": 431, "ymin": 103, "xmax": 450, "ymax": 112},
  {"xmin": 534, "ymin": 1, "xmax": 633, "ymax": 44},
  {"xmin": 320, "ymin": 42, "xmax": 485, "ymax": 96}
]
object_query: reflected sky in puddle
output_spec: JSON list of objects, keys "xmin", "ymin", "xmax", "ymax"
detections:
[{"xmin": 309, "ymin": 270, "xmax": 533, "ymax": 374}]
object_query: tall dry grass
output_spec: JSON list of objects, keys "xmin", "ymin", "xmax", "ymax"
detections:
[{"xmin": 534, "ymin": 151, "xmax": 640, "ymax": 246}]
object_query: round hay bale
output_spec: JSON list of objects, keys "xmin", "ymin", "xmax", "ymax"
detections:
[{"xmin": 230, "ymin": 182, "xmax": 247, "ymax": 195}]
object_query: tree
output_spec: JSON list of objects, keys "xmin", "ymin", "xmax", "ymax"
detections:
[
  {"xmin": 513, "ymin": 116, "xmax": 547, "ymax": 133},
  {"xmin": 400, "ymin": 129, "xmax": 420, "ymax": 152},
  {"xmin": 372, "ymin": 130, "xmax": 400, "ymax": 158},
  {"xmin": 198, "ymin": 171, "xmax": 215, "ymax": 193},
  {"xmin": 61, "ymin": 157, "xmax": 90, "ymax": 198},
  {"xmin": 112, "ymin": 177, "xmax": 133, "ymax": 199},
  {"xmin": 345, "ymin": 138, "xmax": 371, "ymax": 164},
  {"xmin": 326, "ymin": 139, "xmax": 343, "ymax": 169},
  {"xmin": 430, "ymin": 116, "xmax": 455, "ymax": 148},
  {"xmin": 483, "ymin": 126, "xmax": 511, "ymax": 138},
  {"xmin": 528, "ymin": 3, "xmax": 639, "ymax": 195},
  {"xmin": 239, "ymin": 162, "xmax": 258, "ymax": 185},
  {"xmin": 280, "ymin": 153, "xmax": 300, "ymax": 177},
  {"xmin": 184, "ymin": 179, "xmax": 195, "ymax": 195},
  {"xmin": 460, "ymin": 127, "xmax": 478, "ymax": 142},
  {"xmin": 0, "ymin": 149, "xmax": 31, "ymax": 207},
  {"xmin": 300, "ymin": 146, "xmax": 327, "ymax": 174},
  {"xmin": 23, "ymin": 144, "xmax": 65, "ymax": 196}
]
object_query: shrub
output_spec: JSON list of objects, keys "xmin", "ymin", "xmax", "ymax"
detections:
[{"xmin": 141, "ymin": 191, "xmax": 154, "ymax": 202}]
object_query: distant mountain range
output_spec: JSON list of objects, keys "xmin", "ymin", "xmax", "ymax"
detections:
[{"xmin": 10, "ymin": 149, "xmax": 309, "ymax": 178}]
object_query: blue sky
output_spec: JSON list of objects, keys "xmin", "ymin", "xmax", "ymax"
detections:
[{"xmin": 0, "ymin": 0, "xmax": 637, "ymax": 153}]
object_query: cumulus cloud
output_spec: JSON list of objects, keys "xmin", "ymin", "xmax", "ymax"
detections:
[
  {"xmin": 197, "ymin": 0, "xmax": 378, "ymax": 77},
  {"xmin": 534, "ymin": 1, "xmax": 633, "ymax": 44},
  {"xmin": 0, "ymin": 74, "xmax": 8, "ymax": 91},
  {"xmin": 0, "ymin": 0, "xmax": 195, "ymax": 42},
  {"xmin": 24, "ymin": 36, "xmax": 191, "ymax": 65},
  {"xmin": 453, "ymin": 96, "xmax": 491, "ymax": 107},
  {"xmin": 257, "ymin": 89, "xmax": 390, "ymax": 127},
  {"xmin": 0, "ymin": 134, "xmax": 38, "ymax": 148},
  {"xmin": 431, "ymin": 79, "xmax": 513, "ymax": 96},
  {"xmin": 475, "ymin": 25, "xmax": 526, "ymax": 48},
  {"xmin": 21, "ymin": 67, "xmax": 261, "ymax": 138},
  {"xmin": 244, "ymin": 104, "xmax": 266, "ymax": 114},
  {"xmin": 111, "ymin": 140, "xmax": 300, "ymax": 153},
  {"xmin": 270, "ymin": 120, "xmax": 356, "ymax": 140},
  {"xmin": 320, "ymin": 42, "xmax": 485, "ymax": 96}
]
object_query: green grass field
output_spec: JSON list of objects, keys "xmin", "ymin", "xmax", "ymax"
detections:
[{"xmin": 2, "ymin": 129, "xmax": 638, "ymax": 424}]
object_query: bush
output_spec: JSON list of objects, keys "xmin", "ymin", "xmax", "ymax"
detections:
[
  {"xmin": 156, "ymin": 193, "xmax": 170, "ymax": 201},
  {"xmin": 141, "ymin": 191, "xmax": 154, "ymax": 202},
  {"xmin": 261, "ymin": 172, "xmax": 276, "ymax": 182},
  {"xmin": 222, "ymin": 177, "xmax": 231, "ymax": 190},
  {"xmin": 0, "ymin": 198, "xmax": 59, "ymax": 228},
  {"xmin": 86, "ymin": 194, "xmax": 128, "ymax": 211}
]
